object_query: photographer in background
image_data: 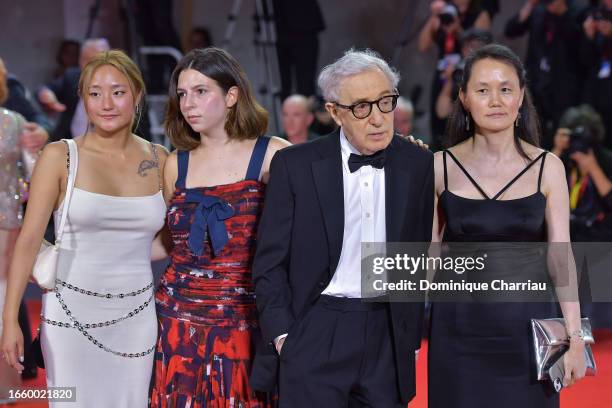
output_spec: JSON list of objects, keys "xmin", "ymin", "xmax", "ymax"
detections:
[
  {"xmin": 553, "ymin": 104, "xmax": 612, "ymax": 241},
  {"xmin": 581, "ymin": 0, "xmax": 612, "ymax": 149},
  {"xmin": 418, "ymin": 0, "xmax": 492, "ymax": 150},
  {"xmin": 435, "ymin": 28, "xmax": 492, "ymax": 123},
  {"xmin": 505, "ymin": 0, "xmax": 585, "ymax": 149}
]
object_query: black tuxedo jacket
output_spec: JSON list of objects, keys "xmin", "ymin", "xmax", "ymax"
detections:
[{"xmin": 251, "ymin": 130, "xmax": 434, "ymax": 403}]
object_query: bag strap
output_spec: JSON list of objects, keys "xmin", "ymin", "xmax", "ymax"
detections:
[{"xmin": 55, "ymin": 139, "xmax": 78, "ymax": 246}]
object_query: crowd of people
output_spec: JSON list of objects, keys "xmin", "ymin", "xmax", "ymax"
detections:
[{"xmin": 0, "ymin": 0, "xmax": 610, "ymax": 407}]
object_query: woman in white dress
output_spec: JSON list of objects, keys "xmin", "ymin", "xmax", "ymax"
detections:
[{"xmin": 1, "ymin": 50, "xmax": 167, "ymax": 407}]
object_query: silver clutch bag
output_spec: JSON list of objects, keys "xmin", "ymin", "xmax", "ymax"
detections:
[{"xmin": 531, "ymin": 317, "xmax": 597, "ymax": 381}]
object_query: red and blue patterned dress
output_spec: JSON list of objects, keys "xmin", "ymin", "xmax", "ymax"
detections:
[{"xmin": 150, "ymin": 137, "xmax": 273, "ymax": 407}]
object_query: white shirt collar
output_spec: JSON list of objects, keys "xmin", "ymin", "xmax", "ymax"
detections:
[{"xmin": 340, "ymin": 128, "xmax": 361, "ymax": 171}]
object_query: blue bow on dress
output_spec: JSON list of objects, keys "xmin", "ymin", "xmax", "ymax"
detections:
[{"xmin": 184, "ymin": 191, "xmax": 235, "ymax": 257}]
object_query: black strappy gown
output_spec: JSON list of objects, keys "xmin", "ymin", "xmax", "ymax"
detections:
[{"xmin": 428, "ymin": 150, "xmax": 560, "ymax": 408}]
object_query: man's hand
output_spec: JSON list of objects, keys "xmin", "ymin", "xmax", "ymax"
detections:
[
  {"xmin": 274, "ymin": 334, "xmax": 287, "ymax": 354},
  {"xmin": 20, "ymin": 122, "xmax": 48, "ymax": 153},
  {"xmin": 400, "ymin": 134, "xmax": 430, "ymax": 150},
  {"xmin": 38, "ymin": 88, "xmax": 66, "ymax": 113}
]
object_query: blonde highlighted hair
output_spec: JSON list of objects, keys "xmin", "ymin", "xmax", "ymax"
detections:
[{"xmin": 78, "ymin": 49, "xmax": 146, "ymax": 132}]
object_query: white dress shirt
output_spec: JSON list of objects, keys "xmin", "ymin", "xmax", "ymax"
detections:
[
  {"xmin": 274, "ymin": 129, "xmax": 388, "ymax": 348},
  {"xmin": 321, "ymin": 128, "xmax": 387, "ymax": 298}
]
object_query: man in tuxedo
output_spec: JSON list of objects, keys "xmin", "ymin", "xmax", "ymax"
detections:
[{"xmin": 251, "ymin": 49, "xmax": 434, "ymax": 406}]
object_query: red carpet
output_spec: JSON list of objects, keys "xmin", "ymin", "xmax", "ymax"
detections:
[{"xmin": 6, "ymin": 301, "xmax": 611, "ymax": 408}]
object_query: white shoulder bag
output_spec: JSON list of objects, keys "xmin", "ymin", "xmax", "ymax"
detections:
[{"xmin": 32, "ymin": 139, "xmax": 78, "ymax": 290}]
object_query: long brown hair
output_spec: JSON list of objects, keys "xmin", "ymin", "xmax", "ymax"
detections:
[
  {"xmin": 445, "ymin": 44, "xmax": 541, "ymax": 160},
  {"xmin": 0, "ymin": 58, "xmax": 8, "ymax": 105},
  {"xmin": 165, "ymin": 47, "xmax": 268, "ymax": 150}
]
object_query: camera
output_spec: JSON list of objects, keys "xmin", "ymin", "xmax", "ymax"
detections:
[
  {"xmin": 568, "ymin": 126, "xmax": 597, "ymax": 154},
  {"xmin": 449, "ymin": 29, "xmax": 494, "ymax": 85},
  {"xmin": 451, "ymin": 59, "xmax": 466, "ymax": 85},
  {"xmin": 439, "ymin": 4, "xmax": 459, "ymax": 26}
]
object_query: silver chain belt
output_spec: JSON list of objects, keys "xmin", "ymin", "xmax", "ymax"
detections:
[
  {"xmin": 41, "ymin": 294, "xmax": 154, "ymax": 329},
  {"xmin": 55, "ymin": 279, "xmax": 154, "ymax": 298},
  {"xmin": 41, "ymin": 283, "xmax": 157, "ymax": 358}
]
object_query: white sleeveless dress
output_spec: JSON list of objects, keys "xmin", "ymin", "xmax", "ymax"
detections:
[{"xmin": 40, "ymin": 144, "xmax": 166, "ymax": 407}]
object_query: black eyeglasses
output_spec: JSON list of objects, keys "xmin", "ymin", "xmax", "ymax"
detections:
[{"xmin": 335, "ymin": 94, "xmax": 399, "ymax": 119}]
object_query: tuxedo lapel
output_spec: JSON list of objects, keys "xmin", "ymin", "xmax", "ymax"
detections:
[
  {"xmin": 385, "ymin": 137, "xmax": 414, "ymax": 242},
  {"xmin": 312, "ymin": 132, "xmax": 344, "ymax": 275}
]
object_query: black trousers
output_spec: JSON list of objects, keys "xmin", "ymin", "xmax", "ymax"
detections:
[
  {"xmin": 275, "ymin": 31, "xmax": 319, "ymax": 100},
  {"xmin": 278, "ymin": 295, "xmax": 404, "ymax": 408}
]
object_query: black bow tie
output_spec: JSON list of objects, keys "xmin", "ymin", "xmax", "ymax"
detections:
[{"xmin": 348, "ymin": 150, "xmax": 386, "ymax": 173}]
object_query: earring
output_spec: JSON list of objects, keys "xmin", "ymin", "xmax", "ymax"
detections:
[
  {"xmin": 465, "ymin": 114, "xmax": 470, "ymax": 131},
  {"xmin": 515, "ymin": 112, "xmax": 521, "ymax": 128},
  {"xmin": 135, "ymin": 105, "xmax": 140, "ymax": 115}
]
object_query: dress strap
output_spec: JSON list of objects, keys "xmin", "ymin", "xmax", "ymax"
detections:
[
  {"xmin": 175, "ymin": 150, "xmax": 189, "ymax": 189},
  {"xmin": 493, "ymin": 151, "xmax": 546, "ymax": 200},
  {"xmin": 442, "ymin": 150, "xmax": 448, "ymax": 191},
  {"xmin": 446, "ymin": 150, "xmax": 490, "ymax": 199},
  {"xmin": 537, "ymin": 151, "xmax": 547, "ymax": 193},
  {"xmin": 149, "ymin": 142, "xmax": 163, "ymax": 191},
  {"xmin": 245, "ymin": 136, "xmax": 270, "ymax": 181}
]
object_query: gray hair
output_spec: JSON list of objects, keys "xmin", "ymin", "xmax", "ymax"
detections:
[
  {"xmin": 317, "ymin": 48, "xmax": 400, "ymax": 102},
  {"xmin": 283, "ymin": 94, "xmax": 311, "ymax": 112},
  {"xmin": 81, "ymin": 38, "xmax": 110, "ymax": 53},
  {"xmin": 396, "ymin": 96, "xmax": 414, "ymax": 114}
]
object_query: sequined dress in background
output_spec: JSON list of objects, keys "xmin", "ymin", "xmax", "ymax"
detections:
[
  {"xmin": 0, "ymin": 108, "xmax": 26, "ymax": 229},
  {"xmin": 151, "ymin": 137, "xmax": 273, "ymax": 407}
]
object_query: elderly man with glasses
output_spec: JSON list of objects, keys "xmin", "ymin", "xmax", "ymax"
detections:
[{"xmin": 250, "ymin": 48, "xmax": 434, "ymax": 407}]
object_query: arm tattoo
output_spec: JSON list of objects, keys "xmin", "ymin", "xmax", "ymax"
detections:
[{"xmin": 137, "ymin": 159, "xmax": 158, "ymax": 177}]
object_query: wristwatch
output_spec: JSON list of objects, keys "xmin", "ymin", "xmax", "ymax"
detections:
[{"xmin": 567, "ymin": 328, "xmax": 586, "ymax": 341}]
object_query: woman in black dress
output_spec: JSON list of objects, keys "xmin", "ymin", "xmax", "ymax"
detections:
[{"xmin": 428, "ymin": 44, "xmax": 586, "ymax": 407}]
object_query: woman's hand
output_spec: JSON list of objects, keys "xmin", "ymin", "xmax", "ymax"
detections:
[
  {"xmin": 0, "ymin": 320, "xmax": 25, "ymax": 374},
  {"xmin": 562, "ymin": 338, "xmax": 587, "ymax": 387}
]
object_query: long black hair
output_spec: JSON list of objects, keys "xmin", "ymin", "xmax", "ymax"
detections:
[{"xmin": 445, "ymin": 43, "xmax": 541, "ymax": 160}]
